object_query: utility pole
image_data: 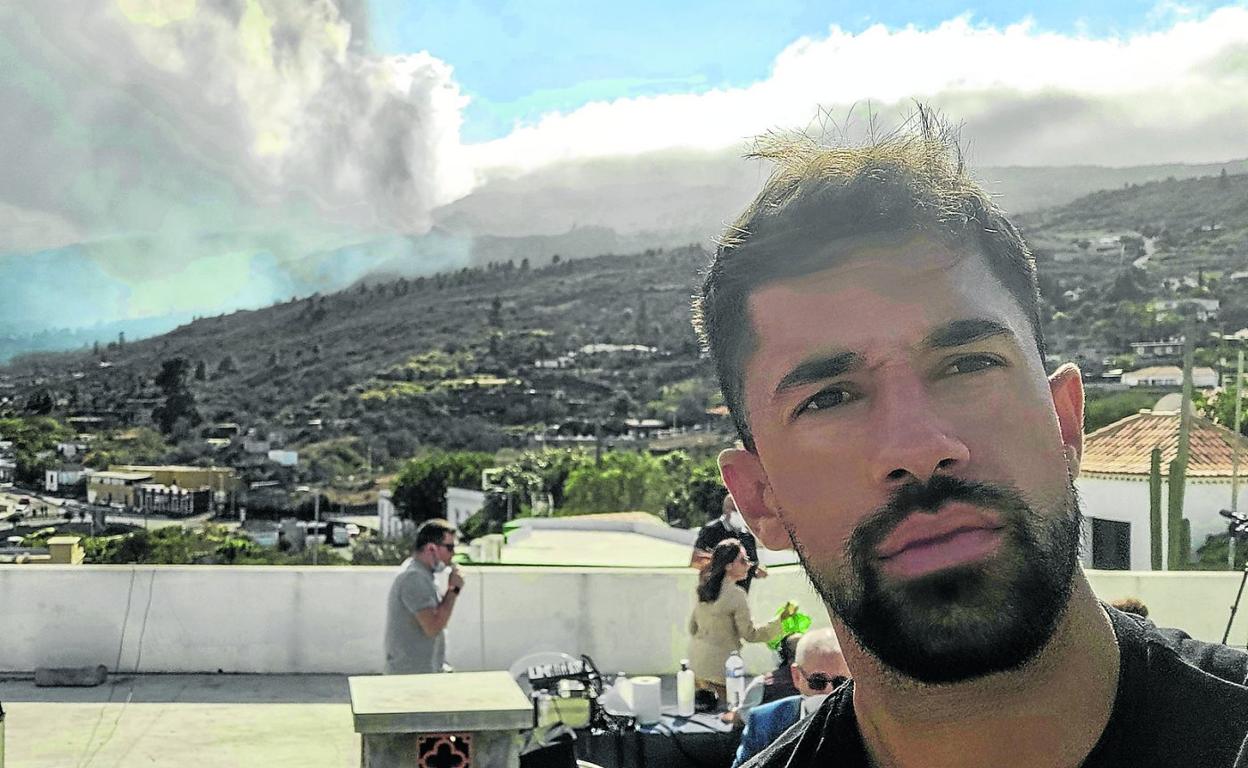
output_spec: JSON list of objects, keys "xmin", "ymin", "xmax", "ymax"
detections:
[
  {"xmin": 313, "ymin": 491, "xmax": 320, "ymax": 566},
  {"xmin": 1231, "ymin": 349, "xmax": 1245, "ymax": 569}
]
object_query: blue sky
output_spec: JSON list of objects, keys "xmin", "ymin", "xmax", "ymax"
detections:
[{"xmin": 370, "ymin": 0, "xmax": 1217, "ymax": 143}]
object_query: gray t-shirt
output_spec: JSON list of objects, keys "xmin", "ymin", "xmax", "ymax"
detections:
[{"xmin": 383, "ymin": 558, "xmax": 445, "ymax": 674}]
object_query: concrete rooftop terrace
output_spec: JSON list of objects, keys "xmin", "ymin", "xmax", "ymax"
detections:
[
  {"xmin": 2, "ymin": 673, "xmax": 359, "ymax": 768},
  {"xmin": 1, "ymin": 672, "xmax": 689, "ymax": 767}
]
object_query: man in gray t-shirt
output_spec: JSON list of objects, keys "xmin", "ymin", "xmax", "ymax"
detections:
[{"xmin": 383, "ymin": 519, "xmax": 464, "ymax": 675}]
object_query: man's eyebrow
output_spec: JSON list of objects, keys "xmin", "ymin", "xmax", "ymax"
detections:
[
  {"xmin": 920, "ymin": 319, "xmax": 1013, "ymax": 350},
  {"xmin": 773, "ymin": 351, "xmax": 863, "ymax": 398}
]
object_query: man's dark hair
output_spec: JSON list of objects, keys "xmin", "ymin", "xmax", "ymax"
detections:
[
  {"xmin": 415, "ymin": 518, "xmax": 455, "ymax": 551},
  {"xmin": 691, "ymin": 107, "xmax": 1045, "ymax": 451}
]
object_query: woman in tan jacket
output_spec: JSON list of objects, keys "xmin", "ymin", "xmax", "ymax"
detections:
[{"xmin": 688, "ymin": 538, "xmax": 790, "ymax": 702}]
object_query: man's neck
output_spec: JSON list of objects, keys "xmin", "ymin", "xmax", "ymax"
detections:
[
  {"xmin": 414, "ymin": 551, "xmax": 437, "ymax": 571},
  {"xmin": 846, "ymin": 576, "xmax": 1120, "ymax": 768}
]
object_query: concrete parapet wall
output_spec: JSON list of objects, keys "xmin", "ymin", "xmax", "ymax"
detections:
[{"xmin": 2, "ymin": 565, "xmax": 1244, "ymax": 675}]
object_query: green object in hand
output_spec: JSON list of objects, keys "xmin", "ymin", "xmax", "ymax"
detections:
[{"xmin": 768, "ymin": 603, "xmax": 812, "ymax": 649}]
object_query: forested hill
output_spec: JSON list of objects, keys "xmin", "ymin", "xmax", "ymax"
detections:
[{"xmin": 2, "ymin": 246, "xmax": 720, "ymax": 463}]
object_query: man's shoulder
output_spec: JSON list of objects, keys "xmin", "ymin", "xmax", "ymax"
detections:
[
  {"xmin": 750, "ymin": 695, "xmax": 801, "ymax": 723},
  {"xmin": 1115, "ymin": 607, "xmax": 1248, "ymax": 688},
  {"xmin": 695, "ymin": 520, "xmax": 729, "ymax": 546},
  {"xmin": 392, "ymin": 562, "xmax": 435, "ymax": 591},
  {"xmin": 1150, "ymin": 623, "xmax": 1248, "ymax": 687},
  {"xmin": 740, "ymin": 685, "xmax": 861, "ymax": 768}
]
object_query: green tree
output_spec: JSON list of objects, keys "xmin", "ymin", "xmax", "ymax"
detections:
[
  {"xmin": 0, "ymin": 416, "xmax": 73, "ymax": 484},
  {"xmin": 663, "ymin": 453, "xmax": 726, "ymax": 528},
  {"xmin": 25, "ymin": 390, "xmax": 55, "ymax": 415},
  {"xmin": 392, "ymin": 451, "xmax": 496, "ymax": 522},
  {"xmin": 152, "ymin": 357, "xmax": 201, "ymax": 435},
  {"xmin": 1199, "ymin": 387, "xmax": 1248, "ymax": 437},
  {"xmin": 84, "ymin": 427, "xmax": 170, "ymax": 468},
  {"xmin": 562, "ymin": 450, "xmax": 674, "ymax": 514}
]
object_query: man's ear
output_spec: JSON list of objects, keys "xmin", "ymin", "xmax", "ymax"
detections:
[
  {"xmin": 720, "ymin": 447, "xmax": 790, "ymax": 551},
  {"xmin": 790, "ymin": 661, "xmax": 805, "ymax": 693},
  {"xmin": 1049, "ymin": 363, "xmax": 1084, "ymax": 477}
]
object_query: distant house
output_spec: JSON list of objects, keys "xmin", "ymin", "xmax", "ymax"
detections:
[
  {"xmin": 136, "ymin": 483, "xmax": 212, "ymax": 517},
  {"xmin": 267, "ymin": 449, "xmax": 298, "ymax": 467},
  {"xmin": 1077, "ymin": 409, "xmax": 1248, "ymax": 570},
  {"xmin": 1093, "ymin": 237, "xmax": 1123, "ymax": 255},
  {"xmin": 0, "ymin": 457, "xmax": 15, "ymax": 484},
  {"xmin": 242, "ymin": 430, "xmax": 271, "ymax": 455},
  {"xmin": 624, "ymin": 418, "xmax": 666, "ymax": 439},
  {"xmin": 203, "ymin": 422, "xmax": 241, "ymax": 440},
  {"xmin": 110, "ymin": 464, "xmax": 240, "ymax": 493},
  {"xmin": 86, "ymin": 470, "xmax": 153, "ymax": 507},
  {"xmin": 1153, "ymin": 298, "xmax": 1219, "ymax": 322},
  {"xmin": 577, "ymin": 343, "xmax": 657, "ymax": 357},
  {"xmin": 55, "ymin": 442, "xmax": 89, "ymax": 460},
  {"xmin": 1121, "ymin": 366, "xmax": 1217, "ymax": 388},
  {"xmin": 534, "ymin": 356, "xmax": 575, "ymax": 369},
  {"xmin": 1129, "ymin": 338, "xmax": 1185, "ymax": 359},
  {"xmin": 44, "ymin": 465, "xmax": 85, "ymax": 493}
]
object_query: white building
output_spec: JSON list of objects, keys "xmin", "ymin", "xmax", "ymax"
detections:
[
  {"xmin": 445, "ymin": 487, "xmax": 487, "ymax": 529},
  {"xmin": 1076, "ymin": 409, "xmax": 1248, "ymax": 570},
  {"xmin": 1153, "ymin": 298, "xmax": 1220, "ymax": 321},
  {"xmin": 1129, "ymin": 338, "xmax": 1185, "ymax": 359},
  {"xmin": 267, "ymin": 449, "xmax": 298, "ymax": 467},
  {"xmin": 1121, "ymin": 366, "xmax": 1218, "ymax": 388},
  {"xmin": 44, "ymin": 465, "xmax": 85, "ymax": 493}
]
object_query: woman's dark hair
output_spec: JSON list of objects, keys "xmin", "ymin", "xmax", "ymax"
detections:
[
  {"xmin": 698, "ymin": 539, "xmax": 743, "ymax": 603},
  {"xmin": 778, "ymin": 632, "xmax": 803, "ymax": 667}
]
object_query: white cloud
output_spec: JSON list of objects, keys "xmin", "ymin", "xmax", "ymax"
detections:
[{"xmin": 469, "ymin": 8, "xmax": 1248, "ymax": 173}]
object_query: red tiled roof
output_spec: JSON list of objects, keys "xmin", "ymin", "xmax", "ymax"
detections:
[{"xmin": 1082, "ymin": 409, "xmax": 1248, "ymax": 478}]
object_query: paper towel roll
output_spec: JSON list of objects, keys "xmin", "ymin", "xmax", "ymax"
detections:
[{"xmin": 630, "ymin": 675, "xmax": 662, "ymax": 725}]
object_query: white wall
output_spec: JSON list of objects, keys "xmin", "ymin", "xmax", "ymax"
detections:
[
  {"xmin": 3, "ymin": 564, "xmax": 1247, "ymax": 676},
  {"xmin": 446, "ymin": 487, "xmax": 486, "ymax": 530},
  {"xmin": 1077, "ymin": 476, "xmax": 1248, "ymax": 569}
]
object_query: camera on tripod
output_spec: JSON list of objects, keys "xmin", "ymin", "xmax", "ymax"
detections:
[{"xmin": 1219, "ymin": 508, "xmax": 1248, "ymax": 539}]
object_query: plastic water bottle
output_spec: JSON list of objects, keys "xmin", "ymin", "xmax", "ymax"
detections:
[
  {"xmin": 724, "ymin": 650, "xmax": 746, "ymax": 709},
  {"xmin": 676, "ymin": 659, "xmax": 695, "ymax": 717}
]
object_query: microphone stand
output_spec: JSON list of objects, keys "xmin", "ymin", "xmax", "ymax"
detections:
[
  {"xmin": 1220, "ymin": 511, "xmax": 1248, "ymax": 645},
  {"xmin": 1223, "ymin": 564, "xmax": 1248, "ymax": 645}
]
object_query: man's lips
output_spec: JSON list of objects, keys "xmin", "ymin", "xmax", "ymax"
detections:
[{"xmin": 875, "ymin": 502, "xmax": 1006, "ymax": 578}]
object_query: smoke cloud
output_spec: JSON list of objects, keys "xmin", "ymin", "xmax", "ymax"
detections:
[{"xmin": 0, "ymin": 0, "xmax": 472, "ymax": 333}]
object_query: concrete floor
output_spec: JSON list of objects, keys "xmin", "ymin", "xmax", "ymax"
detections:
[{"xmin": 1, "ymin": 674, "xmax": 359, "ymax": 768}]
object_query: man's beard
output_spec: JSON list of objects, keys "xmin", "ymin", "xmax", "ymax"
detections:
[{"xmin": 789, "ymin": 475, "xmax": 1082, "ymax": 684}]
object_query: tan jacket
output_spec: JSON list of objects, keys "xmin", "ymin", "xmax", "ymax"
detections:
[{"xmin": 687, "ymin": 583, "xmax": 783, "ymax": 683}]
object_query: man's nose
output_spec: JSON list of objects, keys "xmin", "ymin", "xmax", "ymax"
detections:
[{"xmin": 867, "ymin": 376, "xmax": 970, "ymax": 487}]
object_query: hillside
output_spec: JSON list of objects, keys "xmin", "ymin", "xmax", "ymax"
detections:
[
  {"xmin": 1019, "ymin": 170, "xmax": 1248, "ymax": 286},
  {"xmin": 1, "ymin": 246, "xmax": 723, "ymax": 475},
  {"xmin": 3, "ymin": 157, "xmax": 1244, "ymax": 363},
  {"xmin": 4, "ymin": 170, "xmax": 1248, "ymax": 483}
]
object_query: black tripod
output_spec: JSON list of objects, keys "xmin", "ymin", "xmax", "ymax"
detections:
[{"xmin": 1220, "ymin": 509, "xmax": 1248, "ymax": 645}]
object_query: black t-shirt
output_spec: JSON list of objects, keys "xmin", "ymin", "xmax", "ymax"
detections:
[
  {"xmin": 694, "ymin": 518, "xmax": 760, "ymax": 591},
  {"xmin": 742, "ymin": 605, "xmax": 1248, "ymax": 767}
]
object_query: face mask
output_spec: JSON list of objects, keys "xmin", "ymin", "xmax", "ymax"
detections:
[
  {"xmin": 727, "ymin": 510, "xmax": 746, "ymax": 531},
  {"xmin": 801, "ymin": 692, "xmax": 830, "ymax": 715},
  {"xmin": 432, "ymin": 559, "xmax": 448, "ymax": 574}
]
